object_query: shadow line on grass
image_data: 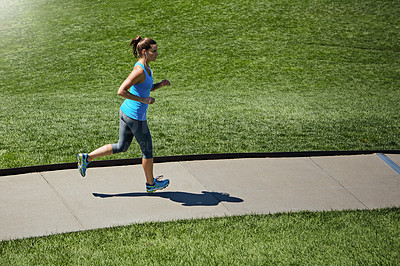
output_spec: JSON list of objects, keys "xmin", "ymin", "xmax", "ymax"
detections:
[{"xmin": 92, "ymin": 191, "xmax": 243, "ymax": 207}]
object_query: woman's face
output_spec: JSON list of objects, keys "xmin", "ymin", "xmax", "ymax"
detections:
[{"xmin": 146, "ymin": 44, "xmax": 158, "ymax": 62}]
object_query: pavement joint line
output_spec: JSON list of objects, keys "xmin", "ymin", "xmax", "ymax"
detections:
[
  {"xmin": 39, "ymin": 172, "xmax": 85, "ymax": 230},
  {"xmin": 376, "ymin": 153, "xmax": 400, "ymax": 176},
  {"xmin": 309, "ymin": 157, "xmax": 370, "ymax": 210},
  {"xmin": 178, "ymin": 161, "xmax": 233, "ymax": 215}
]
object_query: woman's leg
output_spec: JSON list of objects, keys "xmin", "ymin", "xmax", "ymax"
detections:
[
  {"xmin": 78, "ymin": 110, "xmax": 133, "ymax": 177},
  {"xmin": 87, "ymin": 144, "xmax": 113, "ymax": 162},
  {"xmin": 88, "ymin": 111, "xmax": 134, "ymax": 161},
  {"xmin": 119, "ymin": 113, "xmax": 169, "ymax": 191},
  {"xmin": 142, "ymin": 158, "xmax": 154, "ymax": 185},
  {"xmin": 129, "ymin": 119, "xmax": 155, "ymax": 184}
]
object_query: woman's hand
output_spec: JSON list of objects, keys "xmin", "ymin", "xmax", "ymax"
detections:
[
  {"xmin": 152, "ymin": 79, "xmax": 171, "ymax": 91},
  {"xmin": 143, "ymin": 97, "xmax": 155, "ymax": 104},
  {"xmin": 160, "ymin": 79, "xmax": 171, "ymax": 87}
]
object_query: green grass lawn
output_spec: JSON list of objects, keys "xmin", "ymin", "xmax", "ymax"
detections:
[
  {"xmin": 1, "ymin": 1, "xmax": 400, "ymax": 264},
  {"xmin": 1, "ymin": 208, "xmax": 399, "ymax": 265},
  {"xmin": 1, "ymin": 0, "xmax": 399, "ymax": 169}
]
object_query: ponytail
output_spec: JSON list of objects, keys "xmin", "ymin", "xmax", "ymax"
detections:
[{"xmin": 130, "ymin": 36, "xmax": 142, "ymax": 58}]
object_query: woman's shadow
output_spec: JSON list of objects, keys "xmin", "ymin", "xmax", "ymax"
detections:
[{"xmin": 92, "ymin": 191, "xmax": 243, "ymax": 207}]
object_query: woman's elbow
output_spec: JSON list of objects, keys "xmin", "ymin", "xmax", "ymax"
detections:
[{"xmin": 117, "ymin": 88, "xmax": 125, "ymax": 97}]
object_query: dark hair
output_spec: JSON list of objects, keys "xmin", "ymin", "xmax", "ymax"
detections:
[{"xmin": 130, "ymin": 36, "xmax": 157, "ymax": 58}]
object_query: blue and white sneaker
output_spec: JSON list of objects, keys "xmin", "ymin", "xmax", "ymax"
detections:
[
  {"xmin": 77, "ymin": 153, "xmax": 90, "ymax": 177},
  {"xmin": 146, "ymin": 175, "xmax": 170, "ymax": 193}
]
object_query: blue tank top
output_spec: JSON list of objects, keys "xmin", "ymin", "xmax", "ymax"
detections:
[{"xmin": 120, "ymin": 62, "xmax": 153, "ymax": 121}]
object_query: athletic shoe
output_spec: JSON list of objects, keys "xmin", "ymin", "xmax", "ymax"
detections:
[
  {"xmin": 146, "ymin": 175, "xmax": 170, "ymax": 193},
  {"xmin": 77, "ymin": 153, "xmax": 90, "ymax": 177}
]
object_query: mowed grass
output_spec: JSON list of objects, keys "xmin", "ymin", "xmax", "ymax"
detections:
[
  {"xmin": 1, "ymin": 208, "xmax": 399, "ymax": 265},
  {"xmin": 1, "ymin": 2, "xmax": 400, "ymax": 264},
  {"xmin": 1, "ymin": 0, "xmax": 399, "ymax": 168}
]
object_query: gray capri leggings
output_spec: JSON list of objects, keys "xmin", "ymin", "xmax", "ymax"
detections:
[{"xmin": 111, "ymin": 110, "xmax": 153, "ymax": 159}]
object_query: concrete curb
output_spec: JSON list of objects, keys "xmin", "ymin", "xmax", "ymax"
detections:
[{"xmin": 1, "ymin": 150, "xmax": 400, "ymax": 177}]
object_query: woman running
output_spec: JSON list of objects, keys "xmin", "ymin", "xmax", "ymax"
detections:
[{"xmin": 77, "ymin": 36, "xmax": 170, "ymax": 193}]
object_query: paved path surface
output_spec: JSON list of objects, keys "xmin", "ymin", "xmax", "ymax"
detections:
[{"xmin": 1, "ymin": 154, "xmax": 399, "ymax": 241}]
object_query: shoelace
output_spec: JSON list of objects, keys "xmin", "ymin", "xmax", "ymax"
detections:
[{"xmin": 155, "ymin": 175, "xmax": 164, "ymax": 181}]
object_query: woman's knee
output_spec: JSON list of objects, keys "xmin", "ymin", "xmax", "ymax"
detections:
[
  {"xmin": 112, "ymin": 142, "xmax": 130, "ymax": 154},
  {"xmin": 139, "ymin": 141, "xmax": 153, "ymax": 159}
]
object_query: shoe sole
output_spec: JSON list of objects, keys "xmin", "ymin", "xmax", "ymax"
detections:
[{"xmin": 77, "ymin": 154, "xmax": 86, "ymax": 177}]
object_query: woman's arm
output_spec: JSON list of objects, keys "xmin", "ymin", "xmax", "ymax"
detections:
[
  {"xmin": 151, "ymin": 79, "xmax": 171, "ymax": 92},
  {"xmin": 117, "ymin": 66, "xmax": 155, "ymax": 104}
]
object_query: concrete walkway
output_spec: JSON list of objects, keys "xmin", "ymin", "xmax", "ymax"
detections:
[{"xmin": 1, "ymin": 154, "xmax": 399, "ymax": 241}]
